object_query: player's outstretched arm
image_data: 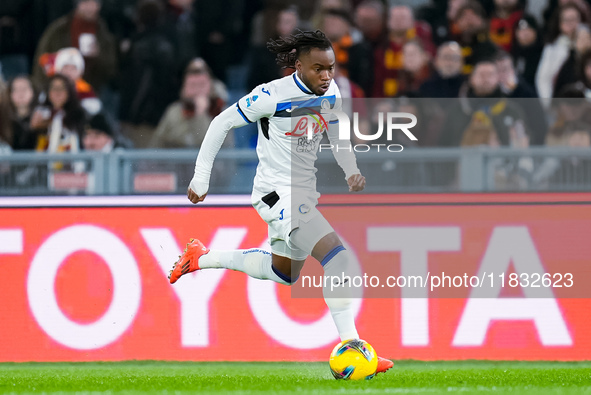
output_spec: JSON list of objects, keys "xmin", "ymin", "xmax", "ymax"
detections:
[
  {"xmin": 188, "ymin": 84, "xmax": 275, "ymax": 203},
  {"xmin": 326, "ymin": 117, "xmax": 364, "ymax": 192},
  {"xmin": 188, "ymin": 104, "xmax": 249, "ymax": 203}
]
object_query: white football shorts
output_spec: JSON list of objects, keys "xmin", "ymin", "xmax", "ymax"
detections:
[{"xmin": 252, "ymin": 187, "xmax": 334, "ymax": 261}]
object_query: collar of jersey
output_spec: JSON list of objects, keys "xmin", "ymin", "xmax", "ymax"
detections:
[{"xmin": 293, "ymin": 72, "xmax": 315, "ymax": 95}]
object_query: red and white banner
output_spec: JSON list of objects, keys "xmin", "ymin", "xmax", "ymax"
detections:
[{"xmin": 1, "ymin": 193, "xmax": 590, "ymax": 362}]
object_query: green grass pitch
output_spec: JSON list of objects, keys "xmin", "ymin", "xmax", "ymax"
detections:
[{"xmin": 1, "ymin": 361, "xmax": 591, "ymax": 394}]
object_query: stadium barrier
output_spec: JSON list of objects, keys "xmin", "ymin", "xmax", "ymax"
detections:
[
  {"xmin": 1, "ymin": 193, "xmax": 590, "ymax": 362},
  {"xmin": 0, "ymin": 146, "xmax": 590, "ymax": 195}
]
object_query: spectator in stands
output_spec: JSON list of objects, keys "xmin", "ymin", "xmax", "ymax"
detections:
[
  {"xmin": 496, "ymin": 50, "xmax": 537, "ymax": 98},
  {"xmin": 543, "ymin": 0, "xmax": 591, "ymax": 31},
  {"xmin": 164, "ymin": 0, "xmax": 247, "ymax": 82},
  {"xmin": 354, "ymin": 0, "xmax": 387, "ymax": 48},
  {"xmin": 547, "ymin": 84, "xmax": 591, "ymax": 145},
  {"xmin": 186, "ymin": 58, "xmax": 228, "ymax": 109},
  {"xmin": 83, "ymin": 112, "xmax": 123, "ymax": 152},
  {"xmin": 495, "ymin": 51, "xmax": 548, "ymax": 145},
  {"xmin": 398, "ymin": 40, "xmax": 433, "ymax": 96},
  {"xmin": 250, "ymin": 3, "xmax": 302, "ymax": 48},
  {"xmin": 439, "ymin": 59, "xmax": 528, "ymax": 147},
  {"xmin": 455, "ymin": 1, "xmax": 499, "ymax": 75},
  {"xmin": 564, "ymin": 120, "xmax": 591, "ymax": 148},
  {"xmin": 100, "ymin": 0, "xmax": 137, "ymax": 52},
  {"xmin": 119, "ymin": 0, "xmax": 177, "ymax": 148},
  {"xmin": 419, "ymin": 41, "xmax": 465, "ymax": 98},
  {"xmin": 489, "ymin": 0, "xmax": 524, "ymax": 52},
  {"xmin": 164, "ymin": 0, "xmax": 199, "ymax": 79},
  {"xmin": 573, "ymin": 50, "xmax": 591, "ymax": 95},
  {"xmin": 0, "ymin": 0, "xmax": 38, "ymax": 80},
  {"xmin": 39, "ymin": 47, "xmax": 103, "ymax": 115},
  {"xmin": 193, "ymin": 0, "xmax": 246, "ymax": 82},
  {"xmin": 511, "ymin": 15, "xmax": 544, "ymax": 90},
  {"xmin": 247, "ymin": 6, "xmax": 300, "ymax": 90},
  {"xmin": 321, "ymin": 9, "xmax": 373, "ymax": 95},
  {"xmin": 417, "ymin": 41, "xmax": 465, "ymax": 146},
  {"xmin": 311, "ymin": 0, "xmax": 354, "ymax": 30},
  {"xmin": 8, "ymin": 76, "xmax": 38, "ymax": 150},
  {"xmin": 553, "ymin": 25, "xmax": 591, "ymax": 96},
  {"xmin": 372, "ymin": 5, "xmax": 435, "ymax": 97},
  {"xmin": 150, "ymin": 62, "xmax": 230, "ymax": 149},
  {"xmin": 0, "ymin": 78, "xmax": 13, "ymax": 152},
  {"xmin": 546, "ymin": 120, "xmax": 591, "ymax": 187},
  {"xmin": 32, "ymin": 74, "xmax": 85, "ymax": 154},
  {"xmin": 32, "ymin": 0, "xmax": 117, "ymax": 93},
  {"xmin": 417, "ymin": 0, "xmax": 467, "ymax": 46},
  {"xmin": 391, "ymin": 6, "xmax": 435, "ymax": 55},
  {"xmin": 536, "ymin": 3, "xmax": 585, "ymax": 103},
  {"xmin": 334, "ymin": 67, "xmax": 366, "ymax": 102}
]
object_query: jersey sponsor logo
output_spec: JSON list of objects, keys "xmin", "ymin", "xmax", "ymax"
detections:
[
  {"xmin": 246, "ymin": 95, "xmax": 259, "ymax": 107},
  {"xmin": 296, "ymin": 132, "xmax": 322, "ymax": 153},
  {"xmin": 261, "ymin": 87, "xmax": 270, "ymax": 96},
  {"xmin": 285, "ymin": 114, "xmax": 328, "ymax": 137}
]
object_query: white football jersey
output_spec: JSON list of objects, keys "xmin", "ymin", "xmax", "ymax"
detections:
[{"xmin": 236, "ymin": 72, "xmax": 342, "ymax": 196}]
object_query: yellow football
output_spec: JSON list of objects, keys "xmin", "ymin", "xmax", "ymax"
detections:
[{"xmin": 329, "ymin": 339, "xmax": 378, "ymax": 380}]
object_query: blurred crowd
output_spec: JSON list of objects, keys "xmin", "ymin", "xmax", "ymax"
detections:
[{"xmin": 1, "ymin": 0, "xmax": 591, "ymax": 157}]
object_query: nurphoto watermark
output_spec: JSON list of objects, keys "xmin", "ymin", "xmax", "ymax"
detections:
[{"xmin": 317, "ymin": 109, "xmax": 417, "ymax": 153}]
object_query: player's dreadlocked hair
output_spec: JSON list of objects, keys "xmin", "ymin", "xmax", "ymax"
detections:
[{"xmin": 267, "ymin": 30, "xmax": 333, "ymax": 69}]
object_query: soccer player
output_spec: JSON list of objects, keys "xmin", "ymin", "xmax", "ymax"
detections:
[{"xmin": 169, "ymin": 30, "xmax": 393, "ymax": 374}]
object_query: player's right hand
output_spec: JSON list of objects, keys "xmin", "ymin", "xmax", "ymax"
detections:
[
  {"xmin": 187, "ymin": 188, "xmax": 207, "ymax": 204},
  {"xmin": 188, "ymin": 176, "xmax": 208, "ymax": 203},
  {"xmin": 347, "ymin": 173, "xmax": 366, "ymax": 192}
]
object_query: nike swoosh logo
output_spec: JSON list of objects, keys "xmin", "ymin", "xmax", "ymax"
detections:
[{"xmin": 286, "ymin": 106, "xmax": 298, "ymax": 113}]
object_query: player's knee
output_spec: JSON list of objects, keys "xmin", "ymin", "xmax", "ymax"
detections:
[
  {"xmin": 285, "ymin": 275, "xmax": 299, "ymax": 286},
  {"xmin": 272, "ymin": 254, "xmax": 304, "ymax": 285},
  {"xmin": 271, "ymin": 263, "xmax": 300, "ymax": 286},
  {"xmin": 319, "ymin": 244, "xmax": 348, "ymax": 268},
  {"xmin": 312, "ymin": 232, "xmax": 343, "ymax": 263}
]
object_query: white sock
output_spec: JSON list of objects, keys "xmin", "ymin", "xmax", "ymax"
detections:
[
  {"xmin": 199, "ymin": 248, "xmax": 292, "ymax": 285},
  {"xmin": 321, "ymin": 247, "xmax": 360, "ymax": 341}
]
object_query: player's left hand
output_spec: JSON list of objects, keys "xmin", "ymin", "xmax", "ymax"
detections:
[
  {"xmin": 347, "ymin": 174, "xmax": 365, "ymax": 192},
  {"xmin": 187, "ymin": 188, "xmax": 207, "ymax": 204}
]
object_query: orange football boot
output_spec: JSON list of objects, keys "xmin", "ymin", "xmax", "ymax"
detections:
[
  {"xmin": 376, "ymin": 356, "xmax": 394, "ymax": 374},
  {"xmin": 169, "ymin": 238, "xmax": 210, "ymax": 284}
]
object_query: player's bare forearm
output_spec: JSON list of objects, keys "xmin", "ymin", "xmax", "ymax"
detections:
[{"xmin": 347, "ymin": 174, "xmax": 365, "ymax": 192}]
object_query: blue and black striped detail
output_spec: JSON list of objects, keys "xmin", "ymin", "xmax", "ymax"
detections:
[
  {"xmin": 274, "ymin": 96, "xmax": 337, "ymax": 118},
  {"xmin": 320, "ymin": 245, "xmax": 346, "ymax": 267},
  {"xmin": 260, "ymin": 117, "xmax": 270, "ymax": 140},
  {"xmin": 236, "ymin": 103, "xmax": 252, "ymax": 123},
  {"xmin": 271, "ymin": 264, "xmax": 299, "ymax": 284},
  {"xmin": 293, "ymin": 73, "xmax": 313, "ymax": 94}
]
